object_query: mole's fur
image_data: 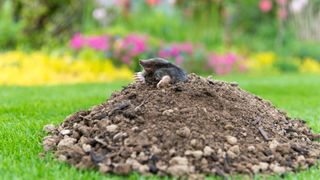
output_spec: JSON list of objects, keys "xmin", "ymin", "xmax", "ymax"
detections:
[{"xmin": 135, "ymin": 58, "xmax": 187, "ymax": 85}]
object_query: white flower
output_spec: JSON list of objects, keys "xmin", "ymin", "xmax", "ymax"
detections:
[
  {"xmin": 290, "ymin": 0, "xmax": 309, "ymax": 13},
  {"xmin": 167, "ymin": 0, "xmax": 176, "ymax": 5},
  {"xmin": 92, "ymin": 8, "xmax": 106, "ymax": 20}
]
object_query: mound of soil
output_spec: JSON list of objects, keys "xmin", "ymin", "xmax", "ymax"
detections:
[{"xmin": 43, "ymin": 74, "xmax": 320, "ymax": 178}]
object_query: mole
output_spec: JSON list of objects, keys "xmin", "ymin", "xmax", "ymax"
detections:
[{"xmin": 134, "ymin": 57, "xmax": 188, "ymax": 88}]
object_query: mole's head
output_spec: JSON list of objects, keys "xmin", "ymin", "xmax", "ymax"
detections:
[{"xmin": 139, "ymin": 58, "xmax": 171, "ymax": 73}]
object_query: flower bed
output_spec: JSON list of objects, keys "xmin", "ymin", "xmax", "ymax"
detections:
[
  {"xmin": 70, "ymin": 33, "xmax": 246, "ymax": 75},
  {"xmin": 70, "ymin": 32, "xmax": 320, "ymax": 75},
  {"xmin": 0, "ymin": 51, "xmax": 132, "ymax": 85},
  {"xmin": 2, "ymin": 34, "xmax": 320, "ymax": 86}
]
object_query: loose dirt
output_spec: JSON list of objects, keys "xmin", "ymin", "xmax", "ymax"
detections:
[{"xmin": 43, "ymin": 74, "xmax": 320, "ymax": 178}]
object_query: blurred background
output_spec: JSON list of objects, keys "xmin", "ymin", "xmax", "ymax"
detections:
[{"xmin": 0, "ymin": 0, "xmax": 320, "ymax": 85}]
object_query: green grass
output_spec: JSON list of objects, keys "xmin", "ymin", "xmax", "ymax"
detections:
[{"xmin": 0, "ymin": 74, "xmax": 320, "ymax": 180}]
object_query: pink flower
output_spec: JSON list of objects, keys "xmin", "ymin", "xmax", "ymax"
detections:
[
  {"xmin": 87, "ymin": 36, "xmax": 109, "ymax": 50},
  {"xmin": 175, "ymin": 55, "xmax": 184, "ymax": 66},
  {"xmin": 178, "ymin": 43, "xmax": 193, "ymax": 55},
  {"xmin": 158, "ymin": 49, "xmax": 171, "ymax": 58},
  {"xmin": 225, "ymin": 53, "xmax": 237, "ymax": 65},
  {"xmin": 70, "ymin": 33, "xmax": 109, "ymax": 51},
  {"xmin": 208, "ymin": 53, "xmax": 241, "ymax": 75},
  {"xmin": 70, "ymin": 33, "xmax": 85, "ymax": 49},
  {"xmin": 124, "ymin": 34, "xmax": 147, "ymax": 55},
  {"xmin": 276, "ymin": 0, "xmax": 287, "ymax": 20},
  {"xmin": 145, "ymin": 0, "xmax": 160, "ymax": 6},
  {"xmin": 158, "ymin": 42, "xmax": 193, "ymax": 59},
  {"xmin": 278, "ymin": 8, "xmax": 288, "ymax": 20},
  {"xmin": 112, "ymin": 34, "xmax": 148, "ymax": 65},
  {"xmin": 259, "ymin": 0, "xmax": 272, "ymax": 12},
  {"xmin": 170, "ymin": 45, "xmax": 180, "ymax": 57},
  {"xmin": 122, "ymin": 56, "xmax": 131, "ymax": 65}
]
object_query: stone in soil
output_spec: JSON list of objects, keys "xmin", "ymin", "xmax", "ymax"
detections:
[{"xmin": 43, "ymin": 74, "xmax": 320, "ymax": 178}]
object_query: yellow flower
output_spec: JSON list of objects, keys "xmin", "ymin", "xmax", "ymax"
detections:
[
  {"xmin": 0, "ymin": 51, "xmax": 133, "ymax": 86},
  {"xmin": 246, "ymin": 52, "xmax": 276, "ymax": 72},
  {"xmin": 300, "ymin": 58, "xmax": 320, "ymax": 73}
]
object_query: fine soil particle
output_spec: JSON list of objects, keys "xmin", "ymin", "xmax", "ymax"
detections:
[{"xmin": 43, "ymin": 74, "xmax": 320, "ymax": 178}]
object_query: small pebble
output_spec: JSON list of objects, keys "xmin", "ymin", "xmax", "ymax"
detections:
[
  {"xmin": 138, "ymin": 165, "xmax": 150, "ymax": 174},
  {"xmin": 169, "ymin": 148, "xmax": 176, "ymax": 156},
  {"xmin": 167, "ymin": 156, "xmax": 194, "ymax": 176},
  {"xmin": 297, "ymin": 155, "xmax": 305, "ymax": 164},
  {"xmin": 131, "ymin": 126, "xmax": 139, "ymax": 132},
  {"xmin": 227, "ymin": 150, "xmax": 237, "ymax": 159},
  {"xmin": 126, "ymin": 158, "xmax": 141, "ymax": 170},
  {"xmin": 57, "ymin": 137, "xmax": 77, "ymax": 149},
  {"xmin": 185, "ymin": 150, "xmax": 203, "ymax": 160},
  {"xmin": 60, "ymin": 129, "xmax": 71, "ymax": 135},
  {"xmin": 106, "ymin": 124, "xmax": 118, "ymax": 133},
  {"xmin": 270, "ymin": 164, "xmax": 286, "ymax": 174},
  {"xmin": 78, "ymin": 126, "xmax": 90, "ymax": 136},
  {"xmin": 151, "ymin": 145, "xmax": 161, "ymax": 154},
  {"xmin": 98, "ymin": 163, "xmax": 111, "ymax": 173},
  {"xmin": 162, "ymin": 109, "xmax": 174, "ymax": 116},
  {"xmin": 226, "ymin": 136, "xmax": 237, "ymax": 145},
  {"xmin": 230, "ymin": 82, "xmax": 239, "ymax": 86},
  {"xmin": 247, "ymin": 145, "xmax": 255, "ymax": 152},
  {"xmin": 224, "ymin": 123, "xmax": 233, "ymax": 130},
  {"xmin": 43, "ymin": 124, "xmax": 55, "ymax": 133},
  {"xmin": 113, "ymin": 132, "xmax": 127, "ymax": 141},
  {"xmin": 259, "ymin": 162, "xmax": 269, "ymax": 171},
  {"xmin": 176, "ymin": 126, "xmax": 191, "ymax": 138},
  {"xmin": 170, "ymin": 156, "xmax": 188, "ymax": 165},
  {"xmin": 203, "ymin": 146, "xmax": 214, "ymax": 156},
  {"xmin": 269, "ymin": 139, "xmax": 279, "ymax": 150},
  {"xmin": 251, "ymin": 165, "xmax": 260, "ymax": 173},
  {"xmin": 229, "ymin": 145, "xmax": 240, "ymax": 155},
  {"xmin": 217, "ymin": 148, "xmax": 225, "ymax": 158},
  {"xmin": 82, "ymin": 144, "xmax": 91, "ymax": 153},
  {"xmin": 137, "ymin": 152, "xmax": 148, "ymax": 162},
  {"xmin": 192, "ymin": 151, "xmax": 203, "ymax": 160},
  {"xmin": 43, "ymin": 135, "xmax": 58, "ymax": 151},
  {"xmin": 114, "ymin": 163, "xmax": 131, "ymax": 175},
  {"xmin": 58, "ymin": 154, "xmax": 67, "ymax": 162},
  {"xmin": 190, "ymin": 139, "xmax": 197, "ymax": 147},
  {"xmin": 167, "ymin": 165, "xmax": 190, "ymax": 177}
]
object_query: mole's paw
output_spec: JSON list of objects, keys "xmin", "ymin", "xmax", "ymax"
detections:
[
  {"xmin": 157, "ymin": 75, "xmax": 171, "ymax": 89},
  {"xmin": 134, "ymin": 72, "xmax": 145, "ymax": 83}
]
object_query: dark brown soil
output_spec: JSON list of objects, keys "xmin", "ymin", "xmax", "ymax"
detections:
[{"xmin": 43, "ymin": 74, "xmax": 320, "ymax": 178}]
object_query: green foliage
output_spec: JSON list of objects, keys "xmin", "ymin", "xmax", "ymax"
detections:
[
  {"xmin": 0, "ymin": 0, "xmax": 98, "ymax": 49},
  {"xmin": 231, "ymin": 0, "xmax": 275, "ymax": 33},
  {"xmin": 112, "ymin": 4, "xmax": 223, "ymax": 49},
  {"xmin": 77, "ymin": 48, "xmax": 106, "ymax": 60},
  {"xmin": 115, "ymin": 10, "xmax": 183, "ymax": 40},
  {"xmin": 0, "ymin": 0, "xmax": 23, "ymax": 49},
  {"xmin": 108, "ymin": 0, "xmax": 286, "ymax": 52},
  {"xmin": 20, "ymin": 0, "xmax": 97, "ymax": 47},
  {"xmin": 294, "ymin": 42, "xmax": 320, "ymax": 61},
  {"xmin": 274, "ymin": 58, "xmax": 299, "ymax": 73}
]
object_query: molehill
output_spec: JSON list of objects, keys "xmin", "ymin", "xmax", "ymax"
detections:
[{"xmin": 43, "ymin": 74, "xmax": 320, "ymax": 178}]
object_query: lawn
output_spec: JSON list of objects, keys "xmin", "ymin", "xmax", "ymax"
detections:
[{"xmin": 0, "ymin": 74, "xmax": 320, "ymax": 180}]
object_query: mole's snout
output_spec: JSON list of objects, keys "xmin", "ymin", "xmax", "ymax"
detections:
[{"xmin": 139, "ymin": 60, "xmax": 147, "ymax": 66}]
